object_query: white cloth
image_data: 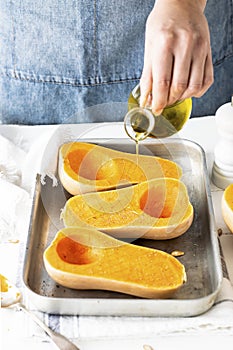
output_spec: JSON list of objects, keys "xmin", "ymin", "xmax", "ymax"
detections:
[
  {"xmin": 0, "ymin": 179, "xmax": 30, "ymax": 242},
  {"xmin": 0, "ymin": 135, "xmax": 31, "ymax": 243}
]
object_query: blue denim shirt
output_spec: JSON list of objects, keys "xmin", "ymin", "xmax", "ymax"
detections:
[{"xmin": 0, "ymin": 0, "xmax": 232, "ymax": 124}]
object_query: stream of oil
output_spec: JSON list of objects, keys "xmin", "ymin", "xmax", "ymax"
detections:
[
  {"xmin": 134, "ymin": 131, "xmax": 147, "ymax": 197},
  {"xmin": 135, "ymin": 139, "xmax": 140, "ymax": 198},
  {"xmin": 135, "ymin": 140, "xmax": 139, "ymax": 167},
  {"xmin": 134, "ymin": 130, "xmax": 147, "ymax": 164},
  {"xmin": 134, "ymin": 133, "xmax": 142, "ymax": 168}
]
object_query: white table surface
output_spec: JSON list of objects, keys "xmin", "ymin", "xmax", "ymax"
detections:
[{"xmin": 1, "ymin": 116, "xmax": 233, "ymax": 350}]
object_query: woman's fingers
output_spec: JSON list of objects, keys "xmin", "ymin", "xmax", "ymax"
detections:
[
  {"xmin": 151, "ymin": 47, "xmax": 174, "ymax": 115},
  {"xmin": 180, "ymin": 37, "xmax": 214, "ymax": 100},
  {"xmin": 140, "ymin": 56, "xmax": 153, "ymax": 108},
  {"xmin": 166, "ymin": 33, "xmax": 192, "ymax": 105},
  {"xmin": 192, "ymin": 53, "xmax": 214, "ymax": 98},
  {"xmin": 141, "ymin": 27, "xmax": 175, "ymax": 115}
]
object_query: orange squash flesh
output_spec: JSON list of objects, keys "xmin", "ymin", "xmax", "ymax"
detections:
[
  {"xmin": 222, "ymin": 184, "xmax": 233, "ymax": 233},
  {"xmin": 58, "ymin": 142, "xmax": 182, "ymax": 195},
  {"xmin": 0, "ymin": 274, "xmax": 9, "ymax": 293},
  {"xmin": 61, "ymin": 178, "xmax": 194, "ymax": 240},
  {"xmin": 43, "ymin": 228, "xmax": 186, "ymax": 298}
]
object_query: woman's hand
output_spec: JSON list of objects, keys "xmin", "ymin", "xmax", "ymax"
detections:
[{"xmin": 140, "ymin": 0, "xmax": 213, "ymax": 115}]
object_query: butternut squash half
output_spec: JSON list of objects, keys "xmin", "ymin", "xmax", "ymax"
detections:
[
  {"xmin": 43, "ymin": 227, "xmax": 186, "ymax": 298},
  {"xmin": 58, "ymin": 142, "xmax": 182, "ymax": 195},
  {"xmin": 61, "ymin": 178, "xmax": 193, "ymax": 240}
]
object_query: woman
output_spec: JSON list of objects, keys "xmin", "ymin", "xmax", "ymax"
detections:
[{"xmin": 0, "ymin": 0, "xmax": 232, "ymax": 124}]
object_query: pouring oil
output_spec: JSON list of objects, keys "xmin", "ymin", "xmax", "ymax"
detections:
[
  {"xmin": 127, "ymin": 84, "xmax": 192, "ymax": 139},
  {"xmin": 124, "ymin": 107, "xmax": 155, "ymax": 165},
  {"xmin": 124, "ymin": 84, "xmax": 192, "ymax": 163}
]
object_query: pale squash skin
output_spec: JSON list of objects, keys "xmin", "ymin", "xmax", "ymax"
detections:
[
  {"xmin": 58, "ymin": 142, "xmax": 182, "ymax": 195},
  {"xmin": 61, "ymin": 178, "xmax": 194, "ymax": 240},
  {"xmin": 43, "ymin": 228, "xmax": 186, "ymax": 298}
]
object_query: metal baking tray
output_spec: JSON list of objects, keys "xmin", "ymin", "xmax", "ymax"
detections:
[{"xmin": 23, "ymin": 138, "xmax": 222, "ymax": 317}]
